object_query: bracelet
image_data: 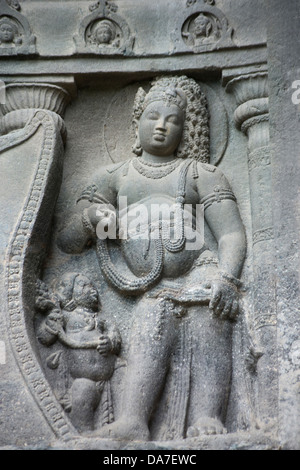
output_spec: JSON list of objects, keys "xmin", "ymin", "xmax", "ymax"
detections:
[
  {"xmin": 82, "ymin": 208, "xmax": 95, "ymax": 234},
  {"xmin": 218, "ymin": 271, "xmax": 243, "ymax": 289}
]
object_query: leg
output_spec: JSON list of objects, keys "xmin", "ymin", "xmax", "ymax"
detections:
[
  {"xmin": 186, "ymin": 305, "xmax": 233, "ymax": 437},
  {"xmin": 69, "ymin": 378, "xmax": 102, "ymax": 433},
  {"xmin": 97, "ymin": 296, "xmax": 178, "ymax": 441}
]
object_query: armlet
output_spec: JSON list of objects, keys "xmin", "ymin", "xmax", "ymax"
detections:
[
  {"xmin": 77, "ymin": 184, "xmax": 111, "ymax": 205},
  {"xmin": 200, "ymin": 186, "xmax": 236, "ymax": 210}
]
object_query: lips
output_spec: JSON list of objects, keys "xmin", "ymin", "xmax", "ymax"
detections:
[{"xmin": 153, "ymin": 133, "xmax": 166, "ymax": 141}]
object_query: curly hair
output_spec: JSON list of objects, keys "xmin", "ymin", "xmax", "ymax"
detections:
[{"xmin": 132, "ymin": 75, "xmax": 210, "ymax": 163}]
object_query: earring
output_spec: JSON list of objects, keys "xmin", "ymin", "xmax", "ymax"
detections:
[{"xmin": 132, "ymin": 138, "xmax": 142, "ymax": 156}]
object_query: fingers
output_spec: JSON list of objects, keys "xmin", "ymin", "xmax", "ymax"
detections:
[
  {"xmin": 210, "ymin": 289, "xmax": 239, "ymax": 321},
  {"xmin": 97, "ymin": 335, "xmax": 112, "ymax": 355},
  {"xmin": 209, "ymin": 287, "xmax": 221, "ymax": 311},
  {"xmin": 229, "ymin": 299, "xmax": 239, "ymax": 320},
  {"xmin": 220, "ymin": 300, "xmax": 233, "ymax": 320}
]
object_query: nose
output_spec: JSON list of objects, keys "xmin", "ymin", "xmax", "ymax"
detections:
[{"xmin": 155, "ymin": 117, "xmax": 167, "ymax": 133}]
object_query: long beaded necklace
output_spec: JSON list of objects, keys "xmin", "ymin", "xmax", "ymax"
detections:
[{"xmin": 96, "ymin": 159, "xmax": 193, "ymax": 294}]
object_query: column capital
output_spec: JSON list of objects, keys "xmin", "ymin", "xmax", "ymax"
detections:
[
  {"xmin": 0, "ymin": 77, "xmax": 76, "ymax": 140},
  {"xmin": 223, "ymin": 67, "xmax": 269, "ymax": 134}
]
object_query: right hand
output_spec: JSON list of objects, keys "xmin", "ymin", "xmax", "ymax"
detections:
[
  {"xmin": 209, "ymin": 279, "xmax": 240, "ymax": 321},
  {"xmin": 86, "ymin": 204, "xmax": 116, "ymax": 229},
  {"xmin": 45, "ymin": 310, "xmax": 64, "ymax": 334}
]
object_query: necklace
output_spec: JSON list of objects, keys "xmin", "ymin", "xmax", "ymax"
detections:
[
  {"xmin": 96, "ymin": 159, "xmax": 193, "ymax": 294},
  {"xmin": 132, "ymin": 157, "xmax": 183, "ymax": 179}
]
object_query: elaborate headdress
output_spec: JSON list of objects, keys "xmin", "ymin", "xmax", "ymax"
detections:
[{"xmin": 132, "ymin": 75, "xmax": 210, "ymax": 162}]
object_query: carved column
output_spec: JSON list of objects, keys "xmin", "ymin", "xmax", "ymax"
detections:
[
  {"xmin": 224, "ymin": 70, "xmax": 277, "ymax": 430},
  {"xmin": 0, "ymin": 81, "xmax": 78, "ymax": 440},
  {"xmin": 0, "ymin": 82, "xmax": 69, "ymax": 139}
]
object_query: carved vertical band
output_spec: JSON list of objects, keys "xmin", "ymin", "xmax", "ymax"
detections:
[
  {"xmin": 3, "ymin": 111, "xmax": 77, "ymax": 439},
  {"xmin": 248, "ymin": 146, "xmax": 271, "ymax": 172},
  {"xmin": 226, "ymin": 71, "xmax": 276, "ymax": 334},
  {"xmin": 1, "ymin": 81, "xmax": 75, "ymax": 438},
  {"xmin": 225, "ymin": 69, "xmax": 278, "ymax": 427},
  {"xmin": 226, "ymin": 72, "xmax": 273, "ymax": 249}
]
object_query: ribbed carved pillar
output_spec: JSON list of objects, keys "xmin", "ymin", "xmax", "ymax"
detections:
[
  {"xmin": 0, "ymin": 81, "xmax": 78, "ymax": 439},
  {"xmin": 225, "ymin": 71, "xmax": 277, "ymax": 430}
]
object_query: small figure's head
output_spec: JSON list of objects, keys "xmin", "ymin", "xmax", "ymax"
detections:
[
  {"xmin": 94, "ymin": 20, "xmax": 115, "ymax": 45},
  {"xmin": 193, "ymin": 14, "xmax": 212, "ymax": 38},
  {"xmin": 132, "ymin": 76, "xmax": 210, "ymax": 162},
  {"xmin": 55, "ymin": 273, "xmax": 100, "ymax": 312},
  {"xmin": 0, "ymin": 18, "xmax": 17, "ymax": 44}
]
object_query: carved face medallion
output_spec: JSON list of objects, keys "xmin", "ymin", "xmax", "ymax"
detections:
[
  {"xmin": 139, "ymin": 102, "xmax": 184, "ymax": 157},
  {"xmin": 0, "ymin": 21, "xmax": 15, "ymax": 43},
  {"xmin": 95, "ymin": 23, "xmax": 113, "ymax": 44},
  {"xmin": 194, "ymin": 14, "xmax": 210, "ymax": 37}
]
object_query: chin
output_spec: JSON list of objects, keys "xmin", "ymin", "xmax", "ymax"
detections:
[{"xmin": 148, "ymin": 145, "xmax": 174, "ymax": 156}]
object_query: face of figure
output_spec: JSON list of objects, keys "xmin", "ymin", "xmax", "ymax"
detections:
[
  {"xmin": 95, "ymin": 24, "xmax": 112, "ymax": 44},
  {"xmin": 194, "ymin": 15, "xmax": 210, "ymax": 37},
  {"xmin": 0, "ymin": 22, "xmax": 15, "ymax": 43},
  {"xmin": 74, "ymin": 276, "xmax": 99, "ymax": 310},
  {"xmin": 138, "ymin": 101, "xmax": 185, "ymax": 157}
]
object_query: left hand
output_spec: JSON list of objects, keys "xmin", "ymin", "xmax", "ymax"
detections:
[
  {"xmin": 209, "ymin": 279, "xmax": 240, "ymax": 321},
  {"xmin": 97, "ymin": 335, "xmax": 112, "ymax": 356}
]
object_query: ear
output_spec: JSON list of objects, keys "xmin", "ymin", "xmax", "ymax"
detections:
[
  {"xmin": 132, "ymin": 119, "xmax": 142, "ymax": 156},
  {"xmin": 132, "ymin": 118, "xmax": 139, "ymax": 137}
]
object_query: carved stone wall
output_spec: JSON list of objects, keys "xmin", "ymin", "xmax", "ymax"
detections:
[{"xmin": 0, "ymin": 0, "xmax": 299, "ymax": 451}]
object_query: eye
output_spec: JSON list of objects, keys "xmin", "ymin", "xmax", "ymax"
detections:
[
  {"xmin": 147, "ymin": 111, "xmax": 159, "ymax": 120},
  {"xmin": 167, "ymin": 115, "xmax": 180, "ymax": 124}
]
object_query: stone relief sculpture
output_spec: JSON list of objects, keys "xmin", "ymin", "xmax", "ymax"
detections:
[
  {"xmin": 0, "ymin": 0, "xmax": 36, "ymax": 55},
  {"xmin": 74, "ymin": 0, "xmax": 134, "ymax": 55},
  {"xmin": 35, "ymin": 273, "xmax": 121, "ymax": 433},
  {"xmin": 173, "ymin": 0, "xmax": 235, "ymax": 54},
  {"xmin": 57, "ymin": 75, "xmax": 247, "ymax": 441},
  {"xmin": 86, "ymin": 19, "xmax": 120, "ymax": 48},
  {"xmin": 0, "ymin": 0, "xmax": 299, "ymax": 452},
  {"xmin": 0, "ymin": 16, "xmax": 21, "ymax": 46},
  {"xmin": 182, "ymin": 13, "xmax": 218, "ymax": 47}
]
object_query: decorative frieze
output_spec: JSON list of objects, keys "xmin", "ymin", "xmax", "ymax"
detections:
[
  {"xmin": 172, "ymin": 0, "xmax": 235, "ymax": 54},
  {"xmin": 74, "ymin": 0, "xmax": 135, "ymax": 56}
]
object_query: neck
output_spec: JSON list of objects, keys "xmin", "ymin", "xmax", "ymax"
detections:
[{"xmin": 141, "ymin": 151, "xmax": 176, "ymax": 164}]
